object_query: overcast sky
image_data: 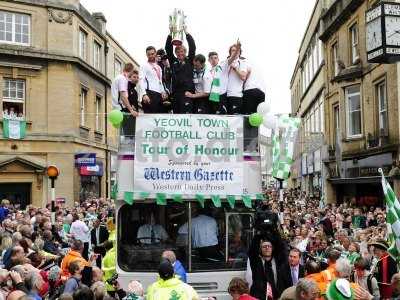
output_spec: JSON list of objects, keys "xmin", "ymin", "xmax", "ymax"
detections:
[{"xmin": 81, "ymin": 0, "xmax": 316, "ymax": 114}]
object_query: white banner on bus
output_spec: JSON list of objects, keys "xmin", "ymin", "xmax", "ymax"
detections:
[{"xmin": 134, "ymin": 114, "xmax": 244, "ymax": 196}]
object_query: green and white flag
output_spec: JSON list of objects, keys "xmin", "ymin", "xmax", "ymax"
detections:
[
  {"xmin": 380, "ymin": 168, "xmax": 400, "ymax": 261},
  {"xmin": 209, "ymin": 65, "xmax": 222, "ymax": 102},
  {"xmin": 3, "ymin": 119, "xmax": 26, "ymax": 139},
  {"xmin": 271, "ymin": 115, "xmax": 301, "ymax": 180}
]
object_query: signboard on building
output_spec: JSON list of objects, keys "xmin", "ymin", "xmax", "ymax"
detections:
[
  {"xmin": 75, "ymin": 153, "xmax": 96, "ymax": 166},
  {"xmin": 134, "ymin": 115, "xmax": 244, "ymax": 196}
]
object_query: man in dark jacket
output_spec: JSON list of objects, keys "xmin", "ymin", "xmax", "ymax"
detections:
[
  {"xmin": 91, "ymin": 217, "xmax": 109, "ymax": 268},
  {"xmin": 279, "ymin": 248, "xmax": 305, "ymax": 291},
  {"xmin": 165, "ymin": 29, "xmax": 196, "ymax": 114}
]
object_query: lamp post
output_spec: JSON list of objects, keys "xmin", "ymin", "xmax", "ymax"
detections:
[{"xmin": 46, "ymin": 165, "xmax": 60, "ymax": 224}]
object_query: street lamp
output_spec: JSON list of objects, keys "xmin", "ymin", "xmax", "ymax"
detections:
[{"xmin": 46, "ymin": 165, "xmax": 60, "ymax": 224}]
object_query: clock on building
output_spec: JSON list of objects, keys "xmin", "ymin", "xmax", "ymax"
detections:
[{"xmin": 366, "ymin": 2, "xmax": 400, "ymax": 63}]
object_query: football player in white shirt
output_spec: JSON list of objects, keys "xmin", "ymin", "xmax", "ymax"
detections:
[
  {"xmin": 242, "ymin": 61, "xmax": 266, "ymax": 114},
  {"xmin": 111, "ymin": 63, "xmax": 139, "ymax": 118},
  {"xmin": 207, "ymin": 52, "xmax": 227, "ymax": 115},
  {"xmin": 185, "ymin": 54, "xmax": 212, "ymax": 114},
  {"xmin": 140, "ymin": 46, "xmax": 168, "ymax": 113},
  {"xmin": 223, "ymin": 42, "xmax": 248, "ymax": 115}
]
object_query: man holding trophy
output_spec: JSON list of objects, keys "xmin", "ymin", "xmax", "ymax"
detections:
[{"xmin": 165, "ymin": 9, "xmax": 196, "ymax": 114}]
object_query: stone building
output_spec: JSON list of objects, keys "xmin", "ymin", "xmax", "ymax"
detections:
[
  {"xmin": 290, "ymin": 0, "xmax": 327, "ymax": 197},
  {"xmin": 0, "ymin": 0, "xmax": 139, "ymax": 207},
  {"xmin": 320, "ymin": 0, "xmax": 399, "ymax": 205}
]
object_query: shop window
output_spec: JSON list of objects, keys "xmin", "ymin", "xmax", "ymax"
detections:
[
  {"xmin": 80, "ymin": 88, "xmax": 87, "ymax": 127},
  {"xmin": 331, "ymin": 42, "xmax": 339, "ymax": 77},
  {"xmin": 0, "ymin": 11, "xmax": 30, "ymax": 45},
  {"xmin": 79, "ymin": 29, "xmax": 87, "ymax": 60},
  {"xmin": 114, "ymin": 57, "xmax": 122, "ymax": 78},
  {"xmin": 377, "ymin": 81, "xmax": 388, "ymax": 136},
  {"xmin": 93, "ymin": 41, "xmax": 101, "ymax": 70},
  {"xmin": 350, "ymin": 23, "xmax": 359, "ymax": 64},
  {"xmin": 95, "ymin": 95, "xmax": 102, "ymax": 132},
  {"xmin": 2, "ymin": 78, "xmax": 25, "ymax": 120},
  {"xmin": 345, "ymin": 85, "xmax": 362, "ymax": 138},
  {"xmin": 117, "ymin": 201, "xmax": 254, "ymax": 272}
]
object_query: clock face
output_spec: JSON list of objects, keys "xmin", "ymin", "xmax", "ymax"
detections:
[
  {"xmin": 386, "ymin": 16, "xmax": 400, "ymax": 46},
  {"xmin": 366, "ymin": 18, "xmax": 382, "ymax": 51}
]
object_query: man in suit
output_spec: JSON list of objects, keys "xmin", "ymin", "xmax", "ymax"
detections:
[
  {"xmin": 91, "ymin": 216, "xmax": 109, "ymax": 268},
  {"xmin": 280, "ymin": 248, "xmax": 305, "ymax": 291}
]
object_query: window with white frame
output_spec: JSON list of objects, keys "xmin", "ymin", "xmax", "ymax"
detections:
[
  {"xmin": 332, "ymin": 42, "xmax": 339, "ymax": 77},
  {"xmin": 319, "ymin": 96, "xmax": 324, "ymax": 132},
  {"xmin": 93, "ymin": 41, "xmax": 101, "ymax": 70},
  {"xmin": 318, "ymin": 39, "xmax": 323, "ymax": 65},
  {"xmin": 114, "ymin": 58, "xmax": 122, "ymax": 78},
  {"xmin": 80, "ymin": 88, "xmax": 87, "ymax": 126},
  {"xmin": 377, "ymin": 82, "xmax": 388, "ymax": 136},
  {"xmin": 313, "ymin": 40, "xmax": 318, "ymax": 75},
  {"xmin": 79, "ymin": 29, "xmax": 87, "ymax": 60},
  {"xmin": 0, "ymin": 11, "xmax": 30, "ymax": 45},
  {"xmin": 350, "ymin": 23, "xmax": 359, "ymax": 64},
  {"xmin": 345, "ymin": 85, "xmax": 362, "ymax": 138},
  {"xmin": 95, "ymin": 95, "xmax": 102, "ymax": 132},
  {"xmin": 2, "ymin": 78, "xmax": 25, "ymax": 120}
]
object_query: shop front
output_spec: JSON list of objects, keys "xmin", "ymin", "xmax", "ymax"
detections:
[
  {"xmin": 79, "ymin": 161, "xmax": 103, "ymax": 202},
  {"xmin": 327, "ymin": 152, "xmax": 393, "ymax": 206}
]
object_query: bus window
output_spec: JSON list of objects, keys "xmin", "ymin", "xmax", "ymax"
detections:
[
  {"xmin": 117, "ymin": 201, "xmax": 254, "ymax": 273},
  {"xmin": 189, "ymin": 202, "xmax": 254, "ymax": 272},
  {"xmin": 227, "ymin": 213, "xmax": 254, "ymax": 269},
  {"xmin": 118, "ymin": 202, "xmax": 189, "ymax": 272}
]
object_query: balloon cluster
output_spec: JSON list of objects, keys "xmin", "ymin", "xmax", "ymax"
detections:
[
  {"xmin": 108, "ymin": 110, "xmax": 124, "ymax": 128},
  {"xmin": 248, "ymin": 102, "xmax": 277, "ymax": 129}
]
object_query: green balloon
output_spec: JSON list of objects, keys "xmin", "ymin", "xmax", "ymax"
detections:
[
  {"xmin": 249, "ymin": 113, "xmax": 263, "ymax": 127},
  {"xmin": 109, "ymin": 110, "xmax": 124, "ymax": 125},
  {"xmin": 112, "ymin": 122, "xmax": 121, "ymax": 129}
]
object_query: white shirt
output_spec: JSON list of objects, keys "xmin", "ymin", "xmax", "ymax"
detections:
[
  {"xmin": 140, "ymin": 62, "xmax": 165, "ymax": 95},
  {"xmin": 211, "ymin": 64, "xmax": 228, "ymax": 95},
  {"xmin": 70, "ymin": 220, "xmax": 90, "ymax": 243},
  {"xmin": 193, "ymin": 68, "xmax": 212, "ymax": 94},
  {"xmin": 137, "ymin": 224, "xmax": 169, "ymax": 244},
  {"xmin": 111, "ymin": 74, "xmax": 129, "ymax": 109},
  {"xmin": 222, "ymin": 58, "xmax": 248, "ymax": 98},
  {"xmin": 178, "ymin": 214, "xmax": 218, "ymax": 248},
  {"xmin": 244, "ymin": 61, "xmax": 266, "ymax": 93}
]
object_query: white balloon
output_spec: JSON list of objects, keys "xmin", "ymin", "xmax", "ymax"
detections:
[
  {"xmin": 257, "ymin": 101, "xmax": 271, "ymax": 115},
  {"xmin": 262, "ymin": 113, "xmax": 277, "ymax": 129}
]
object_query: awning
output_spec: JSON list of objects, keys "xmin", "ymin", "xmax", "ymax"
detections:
[
  {"xmin": 328, "ymin": 176, "xmax": 392, "ymax": 185},
  {"xmin": 80, "ymin": 161, "xmax": 103, "ymax": 176}
]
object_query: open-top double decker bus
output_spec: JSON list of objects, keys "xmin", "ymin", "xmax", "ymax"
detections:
[{"xmin": 114, "ymin": 114, "xmax": 262, "ymax": 299}]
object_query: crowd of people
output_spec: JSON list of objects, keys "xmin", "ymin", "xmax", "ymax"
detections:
[
  {"xmin": 1, "ymin": 187, "xmax": 400, "ymax": 300},
  {"xmin": 2, "ymin": 106, "xmax": 24, "ymax": 120},
  {"xmin": 244, "ymin": 187, "xmax": 399, "ymax": 300},
  {"xmin": 111, "ymin": 28, "xmax": 266, "ymax": 119}
]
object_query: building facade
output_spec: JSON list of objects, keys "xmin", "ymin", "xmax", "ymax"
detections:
[
  {"xmin": 290, "ymin": 0, "xmax": 327, "ymax": 197},
  {"xmin": 320, "ymin": 0, "xmax": 399, "ymax": 205},
  {"xmin": 0, "ymin": 0, "xmax": 138, "ymax": 207}
]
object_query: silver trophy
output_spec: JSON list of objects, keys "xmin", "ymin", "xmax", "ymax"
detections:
[{"xmin": 169, "ymin": 9, "xmax": 186, "ymax": 46}]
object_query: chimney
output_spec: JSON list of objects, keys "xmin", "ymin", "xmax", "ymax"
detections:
[{"xmin": 92, "ymin": 12, "xmax": 107, "ymax": 35}]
